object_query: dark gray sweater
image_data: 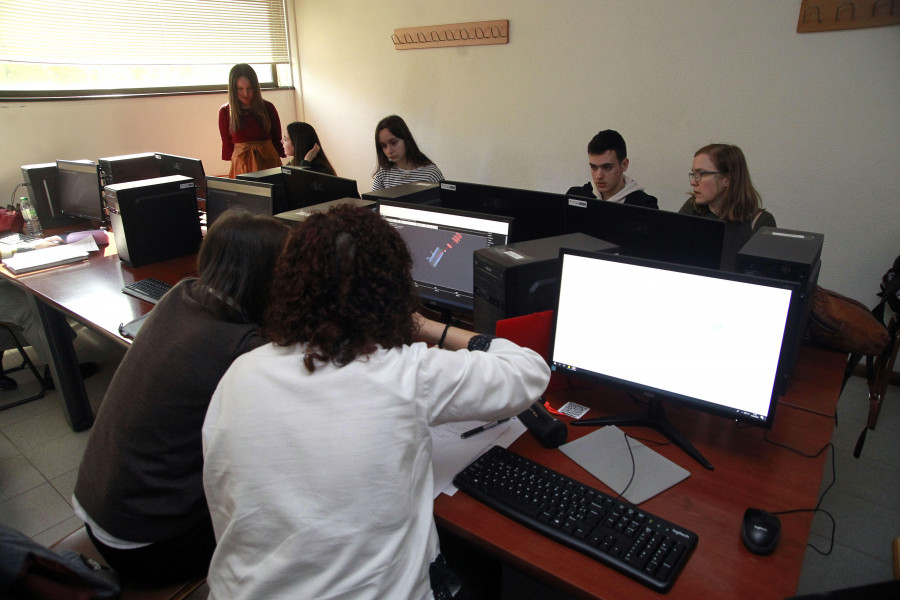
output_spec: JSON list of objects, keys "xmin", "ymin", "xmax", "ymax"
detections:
[{"xmin": 74, "ymin": 279, "xmax": 263, "ymax": 542}]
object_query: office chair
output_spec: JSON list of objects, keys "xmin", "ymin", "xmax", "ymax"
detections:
[{"xmin": 0, "ymin": 321, "xmax": 47, "ymax": 411}]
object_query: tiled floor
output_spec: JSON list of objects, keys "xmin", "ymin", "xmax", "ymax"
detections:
[
  {"xmin": 0, "ymin": 322, "xmax": 124, "ymax": 547},
  {"xmin": 1, "ymin": 326, "xmax": 897, "ymax": 596}
]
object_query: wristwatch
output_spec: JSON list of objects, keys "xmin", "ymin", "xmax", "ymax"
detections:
[{"xmin": 467, "ymin": 334, "xmax": 494, "ymax": 352}]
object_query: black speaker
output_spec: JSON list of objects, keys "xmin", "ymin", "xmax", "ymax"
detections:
[{"xmin": 105, "ymin": 175, "xmax": 202, "ymax": 267}]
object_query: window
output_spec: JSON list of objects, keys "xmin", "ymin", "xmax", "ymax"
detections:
[{"xmin": 0, "ymin": 0, "xmax": 291, "ymax": 98}]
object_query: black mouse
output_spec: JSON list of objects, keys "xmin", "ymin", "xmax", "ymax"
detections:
[{"xmin": 741, "ymin": 508, "xmax": 781, "ymax": 555}]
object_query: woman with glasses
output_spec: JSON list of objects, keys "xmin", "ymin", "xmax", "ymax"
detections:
[{"xmin": 679, "ymin": 143, "xmax": 775, "ymax": 268}]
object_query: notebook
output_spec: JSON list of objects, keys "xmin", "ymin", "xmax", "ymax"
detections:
[{"xmin": 1, "ymin": 237, "xmax": 96, "ymax": 274}]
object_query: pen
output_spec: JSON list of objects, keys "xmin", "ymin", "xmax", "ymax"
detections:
[{"xmin": 460, "ymin": 418, "xmax": 510, "ymax": 439}]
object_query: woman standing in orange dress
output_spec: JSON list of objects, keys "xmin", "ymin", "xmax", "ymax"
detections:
[{"xmin": 218, "ymin": 64, "xmax": 285, "ymax": 178}]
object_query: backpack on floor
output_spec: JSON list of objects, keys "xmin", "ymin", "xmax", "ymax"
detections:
[{"xmin": 0, "ymin": 525, "xmax": 120, "ymax": 600}]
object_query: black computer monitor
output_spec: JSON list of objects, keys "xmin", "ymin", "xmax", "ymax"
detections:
[
  {"xmin": 378, "ymin": 201, "xmax": 513, "ymax": 313},
  {"xmin": 281, "ymin": 166, "xmax": 360, "ymax": 210},
  {"xmin": 549, "ymin": 249, "xmax": 796, "ymax": 470},
  {"xmin": 205, "ymin": 176, "xmax": 274, "ymax": 226},
  {"xmin": 155, "ymin": 153, "xmax": 206, "ymax": 198},
  {"xmin": 565, "ymin": 195, "xmax": 726, "ymax": 270},
  {"xmin": 56, "ymin": 160, "xmax": 104, "ymax": 222},
  {"xmin": 439, "ymin": 181, "xmax": 566, "ymax": 243},
  {"xmin": 98, "ymin": 153, "xmax": 160, "ymax": 186},
  {"xmin": 20, "ymin": 162, "xmax": 76, "ymax": 229}
]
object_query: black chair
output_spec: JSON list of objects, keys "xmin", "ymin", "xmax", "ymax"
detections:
[{"xmin": 0, "ymin": 321, "xmax": 47, "ymax": 411}]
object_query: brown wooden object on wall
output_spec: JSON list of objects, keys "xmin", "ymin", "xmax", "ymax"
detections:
[
  {"xmin": 392, "ymin": 20, "xmax": 509, "ymax": 50},
  {"xmin": 798, "ymin": 0, "xmax": 899, "ymax": 32}
]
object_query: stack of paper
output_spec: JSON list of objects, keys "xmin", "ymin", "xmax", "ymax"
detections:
[{"xmin": 2, "ymin": 236, "xmax": 99, "ymax": 275}]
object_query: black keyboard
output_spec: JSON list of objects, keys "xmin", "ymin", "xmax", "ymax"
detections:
[
  {"xmin": 452, "ymin": 445, "xmax": 698, "ymax": 592},
  {"xmin": 121, "ymin": 278, "xmax": 173, "ymax": 304}
]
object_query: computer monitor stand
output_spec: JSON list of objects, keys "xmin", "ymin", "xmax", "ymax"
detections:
[{"xmin": 573, "ymin": 399, "xmax": 714, "ymax": 471}]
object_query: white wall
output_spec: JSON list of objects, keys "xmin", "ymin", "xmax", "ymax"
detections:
[
  {"xmin": 295, "ymin": 0, "xmax": 900, "ymax": 302},
  {"xmin": 0, "ymin": 89, "xmax": 296, "ymax": 194}
]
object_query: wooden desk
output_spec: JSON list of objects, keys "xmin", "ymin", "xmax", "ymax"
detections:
[
  {"xmin": 0, "ymin": 238, "xmax": 197, "ymax": 430},
  {"xmin": 435, "ymin": 344, "xmax": 846, "ymax": 599}
]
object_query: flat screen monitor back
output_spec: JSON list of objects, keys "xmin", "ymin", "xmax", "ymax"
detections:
[
  {"xmin": 281, "ymin": 166, "xmax": 359, "ymax": 210},
  {"xmin": 155, "ymin": 153, "xmax": 206, "ymax": 198},
  {"xmin": 56, "ymin": 160, "xmax": 104, "ymax": 222},
  {"xmin": 20, "ymin": 163, "xmax": 74, "ymax": 229},
  {"xmin": 205, "ymin": 176, "xmax": 274, "ymax": 226},
  {"xmin": 565, "ymin": 195, "xmax": 726, "ymax": 270},
  {"xmin": 439, "ymin": 180, "xmax": 566, "ymax": 243}
]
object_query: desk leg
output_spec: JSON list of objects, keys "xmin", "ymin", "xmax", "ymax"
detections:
[{"xmin": 27, "ymin": 295, "xmax": 93, "ymax": 431}]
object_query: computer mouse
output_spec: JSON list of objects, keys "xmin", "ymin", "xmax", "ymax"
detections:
[
  {"xmin": 64, "ymin": 230, "xmax": 109, "ymax": 246},
  {"xmin": 741, "ymin": 508, "xmax": 780, "ymax": 555}
]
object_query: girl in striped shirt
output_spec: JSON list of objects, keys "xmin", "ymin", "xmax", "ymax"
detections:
[{"xmin": 372, "ymin": 115, "xmax": 444, "ymax": 190}]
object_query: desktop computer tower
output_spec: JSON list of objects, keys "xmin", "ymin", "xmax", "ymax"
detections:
[
  {"xmin": 236, "ymin": 167, "xmax": 288, "ymax": 214},
  {"xmin": 274, "ymin": 198, "xmax": 376, "ymax": 227},
  {"xmin": 105, "ymin": 175, "xmax": 202, "ymax": 268},
  {"xmin": 98, "ymin": 153, "xmax": 160, "ymax": 186},
  {"xmin": 737, "ymin": 226, "xmax": 824, "ymax": 395},
  {"xmin": 737, "ymin": 227, "xmax": 824, "ymax": 285},
  {"xmin": 473, "ymin": 233, "xmax": 619, "ymax": 334},
  {"xmin": 361, "ymin": 182, "xmax": 441, "ymax": 205},
  {"xmin": 20, "ymin": 163, "xmax": 74, "ymax": 229}
]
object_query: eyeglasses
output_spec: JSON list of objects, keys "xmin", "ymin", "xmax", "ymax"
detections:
[{"xmin": 688, "ymin": 170, "xmax": 721, "ymax": 184}]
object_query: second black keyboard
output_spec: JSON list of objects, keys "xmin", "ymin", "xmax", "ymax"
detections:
[
  {"xmin": 121, "ymin": 278, "xmax": 173, "ymax": 304},
  {"xmin": 452, "ymin": 445, "xmax": 698, "ymax": 592}
]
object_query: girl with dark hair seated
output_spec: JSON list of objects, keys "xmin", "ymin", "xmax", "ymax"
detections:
[
  {"xmin": 73, "ymin": 212, "xmax": 289, "ymax": 585},
  {"xmin": 371, "ymin": 114, "xmax": 444, "ymax": 190},
  {"xmin": 283, "ymin": 121, "xmax": 337, "ymax": 175},
  {"xmin": 202, "ymin": 205, "xmax": 549, "ymax": 599}
]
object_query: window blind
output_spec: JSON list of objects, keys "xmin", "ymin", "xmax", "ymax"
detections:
[{"xmin": 0, "ymin": 0, "xmax": 289, "ymax": 65}]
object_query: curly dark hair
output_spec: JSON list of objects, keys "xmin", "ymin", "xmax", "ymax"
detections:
[{"xmin": 262, "ymin": 204, "xmax": 419, "ymax": 372}]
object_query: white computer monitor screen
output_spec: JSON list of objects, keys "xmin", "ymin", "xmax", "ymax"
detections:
[{"xmin": 550, "ymin": 251, "xmax": 795, "ymax": 424}]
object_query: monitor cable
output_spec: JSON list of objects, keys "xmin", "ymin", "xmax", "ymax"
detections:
[
  {"xmin": 762, "ymin": 429, "xmax": 837, "ymax": 556},
  {"xmin": 8, "ymin": 182, "xmax": 28, "ymax": 210}
]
